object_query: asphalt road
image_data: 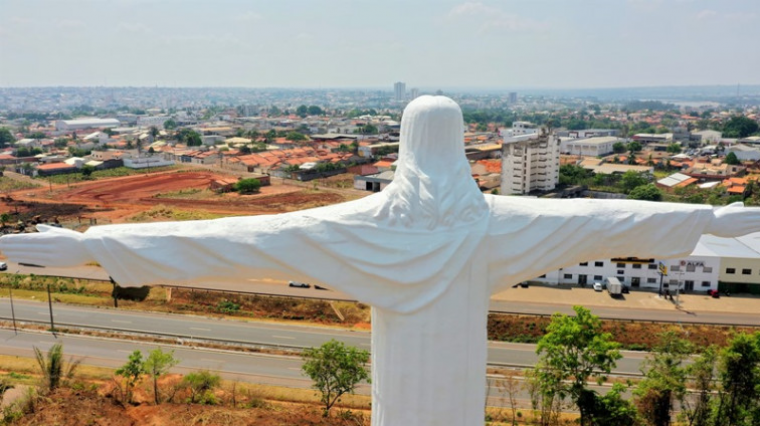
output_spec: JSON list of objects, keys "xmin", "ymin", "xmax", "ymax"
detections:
[
  {"xmin": 1, "ymin": 299, "xmax": 649, "ymax": 375},
  {"xmin": 0, "ymin": 328, "xmax": 623, "ymax": 408},
  {"xmin": 3, "ymin": 260, "xmax": 759, "ymax": 326}
]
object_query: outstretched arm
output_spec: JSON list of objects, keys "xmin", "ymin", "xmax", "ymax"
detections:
[
  {"xmin": 0, "ymin": 213, "xmax": 332, "ymax": 289},
  {"xmin": 486, "ymin": 196, "xmax": 760, "ymax": 292}
]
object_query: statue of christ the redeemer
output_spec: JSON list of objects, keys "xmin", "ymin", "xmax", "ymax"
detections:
[{"xmin": 2, "ymin": 96, "xmax": 760, "ymax": 425}]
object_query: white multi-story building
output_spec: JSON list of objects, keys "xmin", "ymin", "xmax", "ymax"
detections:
[
  {"xmin": 137, "ymin": 115, "xmax": 170, "ymax": 129},
  {"xmin": 394, "ymin": 82, "xmax": 406, "ymax": 102},
  {"xmin": 500, "ymin": 123, "xmax": 559, "ymax": 195}
]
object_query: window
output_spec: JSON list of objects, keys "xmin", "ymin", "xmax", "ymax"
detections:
[
  {"xmin": 686, "ymin": 264, "xmax": 696, "ymax": 272},
  {"xmin": 701, "ymin": 281, "xmax": 711, "ymax": 287},
  {"xmin": 594, "ymin": 261, "xmax": 604, "ymax": 267},
  {"xmin": 742, "ymin": 269, "xmax": 751, "ymax": 275},
  {"xmin": 617, "ymin": 276, "xmax": 625, "ymax": 282},
  {"xmin": 703, "ymin": 266, "xmax": 712, "ymax": 273},
  {"xmin": 685, "ymin": 280, "xmax": 694, "ymax": 287},
  {"xmin": 671, "ymin": 265, "xmax": 680, "ymax": 272},
  {"xmin": 594, "ymin": 275, "xmax": 603, "ymax": 281},
  {"xmin": 616, "ymin": 263, "xmax": 625, "ymax": 268},
  {"xmin": 564, "ymin": 274, "xmax": 572, "ymax": 279},
  {"xmin": 726, "ymin": 268, "xmax": 735, "ymax": 274},
  {"xmin": 633, "ymin": 264, "xmax": 642, "ymax": 269},
  {"xmin": 648, "ymin": 264, "xmax": 658, "ymax": 270},
  {"xmin": 579, "ymin": 262, "xmax": 588, "ymax": 266},
  {"xmin": 617, "ymin": 270, "xmax": 624, "ymax": 275},
  {"xmin": 647, "ymin": 278, "xmax": 657, "ymax": 283}
]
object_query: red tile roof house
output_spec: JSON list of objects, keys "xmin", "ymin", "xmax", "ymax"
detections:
[{"xmin": 36, "ymin": 162, "xmax": 77, "ymax": 176}]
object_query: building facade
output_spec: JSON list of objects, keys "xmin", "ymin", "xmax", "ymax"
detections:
[
  {"xmin": 393, "ymin": 82, "xmax": 406, "ymax": 102},
  {"xmin": 500, "ymin": 130, "xmax": 560, "ymax": 195}
]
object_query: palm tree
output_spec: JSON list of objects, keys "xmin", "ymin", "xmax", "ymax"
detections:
[{"xmin": 34, "ymin": 343, "xmax": 81, "ymax": 392}]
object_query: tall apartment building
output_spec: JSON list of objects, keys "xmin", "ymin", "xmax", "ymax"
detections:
[
  {"xmin": 500, "ymin": 123, "xmax": 560, "ymax": 195},
  {"xmin": 393, "ymin": 82, "xmax": 406, "ymax": 102},
  {"xmin": 508, "ymin": 92, "xmax": 517, "ymax": 104},
  {"xmin": 410, "ymin": 88, "xmax": 419, "ymax": 100}
]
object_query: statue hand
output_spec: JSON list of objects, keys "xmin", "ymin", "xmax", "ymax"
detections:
[
  {"xmin": 0, "ymin": 225, "xmax": 95, "ymax": 267},
  {"xmin": 707, "ymin": 202, "xmax": 760, "ymax": 238}
]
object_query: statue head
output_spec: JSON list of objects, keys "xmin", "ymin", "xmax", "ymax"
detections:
[{"xmin": 377, "ymin": 96, "xmax": 488, "ymax": 229}]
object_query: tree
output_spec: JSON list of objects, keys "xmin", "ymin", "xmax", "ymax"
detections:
[
  {"xmin": 628, "ymin": 184, "xmax": 662, "ymax": 201},
  {"xmin": 185, "ymin": 130, "xmax": 202, "ymax": 147},
  {"xmin": 612, "ymin": 142, "xmax": 627, "ymax": 154},
  {"xmin": 713, "ymin": 332, "xmax": 760, "ymax": 426},
  {"xmin": 725, "ymin": 151, "xmax": 740, "ymax": 165},
  {"xmin": 302, "ymin": 339, "xmax": 370, "ymax": 416},
  {"xmin": 666, "ymin": 143, "xmax": 682, "ymax": 154},
  {"xmin": 535, "ymin": 306, "xmax": 622, "ymax": 426},
  {"xmin": 149, "ymin": 126, "xmax": 159, "ymax": 139},
  {"xmin": 286, "ymin": 131, "xmax": 307, "ymax": 141},
  {"xmin": 234, "ymin": 178, "xmax": 261, "ymax": 194},
  {"xmin": 621, "ymin": 170, "xmax": 649, "ymax": 193},
  {"xmin": 34, "ymin": 343, "xmax": 81, "ymax": 392},
  {"xmin": 239, "ymin": 145, "xmax": 252, "ymax": 155},
  {"xmin": 635, "ymin": 331, "xmax": 693, "ymax": 426},
  {"xmin": 81, "ymin": 165, "xmax": 96, "ymax": 178},
  {"xmin": 182, "ymin": 370, "xmax": 220, "ymax": 404},
  {"xmin": 116, "ymin": 350, "xmax": 145, "ymax": 404},
  {"xmin": 143, "ymin": 348, "xmax": 180, "ymax": 404},
  {"xmin": 0, "ymin": 127, "xmax": 15, "ymax": 148},
  {"xmin": 307, "ymin": 105, "xmax": 323, "ymax": 116},
  {"xmin": 54, "ymin": 138, "xmax": 69, "ymax": 148},
  {"xmin": 163, "ymin": 118, "xmax": 177, "ymax": 130},
  {"xmin": 723, "ymin": 116, "xmax": 759, "ymax": 138},
  {"xmin": 682, "ymin": 346, "xmax": 717, "ymax": 426},
  {"xmin": 627, "ymin": 141, "xmax": 643, "ymax": 154},
  {"xmin": 296, "ymin": 105, "xmax": 309, "ymax": 118}
]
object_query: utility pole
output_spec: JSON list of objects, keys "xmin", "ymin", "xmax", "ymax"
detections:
[
  {"xmin": 8, "ymin": 275, "xmax": 17, "ymax": 334},
  {"xmin": 47, "ymin": 283, "xmax": 56, "ymax": 335}
]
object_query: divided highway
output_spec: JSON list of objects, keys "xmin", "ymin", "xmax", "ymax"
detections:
[{"xmin": 1, "ymin": 299, "xmax": 649, "ymax": 375}]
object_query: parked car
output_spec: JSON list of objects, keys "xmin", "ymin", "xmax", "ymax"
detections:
[
  {"xmin": 288, "ymin": 281, "xmax": 310, "ymax": 289},
  {"xmin": 593, "ymin": 282, "xmax": 603, "ymax": 292},
  {"xmin": 0, "ymin": 262, "xmax": 6, "ymax": 271}
]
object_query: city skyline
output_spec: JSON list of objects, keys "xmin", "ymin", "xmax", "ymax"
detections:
[{"xmin": 1, "ymin": 0, "xmax": 759, "ymax": 88}]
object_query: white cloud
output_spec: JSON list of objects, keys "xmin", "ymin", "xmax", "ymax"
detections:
[
  {"xmin": 233, "ymin": 11, "xmax": 262, "ymax": 22},
  {"xmin": 118, "ymin": 23, "xmax": 152, "ymax": 33},
  {"xmin": 447, "ymin": 2, "xmax": 548, "ymax": 33},
  {"xmin": 11, "ymin": 16, "xmax": 33, "ymax": 25},
  {"xmin": 695, "ymin": 9, "xmax": 718, "ymax": 20},
  {"xmin": 57, "ymin": 20, "xmax": 84, "ymax": 29}
]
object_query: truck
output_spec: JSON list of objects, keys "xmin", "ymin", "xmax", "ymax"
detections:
[{"xmin": 605, "ymin": 277, "xmax": 623, "ymax": 297}]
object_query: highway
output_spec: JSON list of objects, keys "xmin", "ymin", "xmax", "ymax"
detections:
[
  {"xmin": 3, "ymin": 260, "xmax": 760, "ymax": 326},
  {"xmin": 1, "ymin": 299, "xmax": 650, "ymax": 375}
]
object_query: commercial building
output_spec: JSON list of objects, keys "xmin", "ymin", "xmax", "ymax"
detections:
[
  {"xmin": 532, "ymin": 232, "xmax": 760, "ymax": 295},
  {"xmin": 501, "ymin": 128, "xmax": 560, "ymax": 195},
  {"xmin": 55, "ymin": 118, "xmax": 120, "ymax": 131},
  {"xmin": 561, "ymin": 136, "xmax": 621, "ymax": 157}
]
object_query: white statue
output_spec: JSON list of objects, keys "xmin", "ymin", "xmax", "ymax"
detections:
[{"xmin": 2, "ymin": 96, "xmax": 759, "ymax": 425}]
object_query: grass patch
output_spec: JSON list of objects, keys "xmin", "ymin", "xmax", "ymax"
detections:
[
  {"xmin": 153, "ymin": 188, "xmax": 212, "ymax": 200},
  {"xmin": 0, "ymin": 176, "xmax": 41, "ymax": 192},
  {"xmin": 128, "ymin": 204, "xmax": 227, "ymax": 222},
  {"xmin": 38, "ymin": 166, "xmax": 179, "ymax": 185}
]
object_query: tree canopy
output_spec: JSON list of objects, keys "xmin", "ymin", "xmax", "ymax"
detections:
[
  {"xmin": 628, "ymin": 184, "xmax": 663, "ymax": 201},
  {"xmin": 234, "ymin": 178, "xmax": 261, "ymax": 194},
  {"xmin": 302, "ymin": 339, "xmax": 370, "ymax": 416},
  {"xmin": 723, "ymin": 116, "xmax": 759, "ymax": 138},
  {"xmin": 724, "ymin": 151, "xmax": 740, "ymax": 165},
  {"xmin": 0, "ymin": 128, "xmax": 15, "ymax": 148}
]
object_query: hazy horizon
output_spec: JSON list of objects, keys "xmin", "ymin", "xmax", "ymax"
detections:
[{"xmin": 2, "ymin": 0, "xmax": 759, "ymax": 88}]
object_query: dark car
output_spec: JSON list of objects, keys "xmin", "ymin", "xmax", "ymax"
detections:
[
  {"xmin": 0, "ymin": 262, "xmax": 6, "ymax": 271},
  {"xmin": 288, "ymin": 281, "xmax": 310, "ymax": 289}
]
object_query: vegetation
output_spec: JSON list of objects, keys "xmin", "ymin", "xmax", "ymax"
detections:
[
  {"xmin": 302, "ymin": 339, "xmax": 371, "ymax": 416},
  {"xmin": 183, "ymin": 370, "xmax": 221, "ymax": 404},
  {"xmin": 0, "ymin": 127, "xmax": 15, "ymax": 148},
  {"xmin": 534, "ymin": 306, "xmax": 622, "ymax": 426},
  {"xmin": 40, "ymin": 165, "xmax": 177, "ymax": 185},
  {"xmin": 628, "ymin": 184, "xmax": 663, "ymax": 201},
  {"xmin": 724, "ymin": 151, "xmax": 740, "ymax": 165},
  {"xmin": 144, "ymin": 348, "xmax": 180, "ymax": 404},
  {"xmin": 722, "ymin": 116, "xmax": 759, "ymax": 138},
  {"xmin": 234, "ymin": 178, "xmax": 261, "ymax": 194},
  {"xmin": 115, "ymin": 350, "xmax": 144, "ymax": 404},
  {"xmin": 33, "ymin": 343, "xmax": 81, "ymax": 392}
]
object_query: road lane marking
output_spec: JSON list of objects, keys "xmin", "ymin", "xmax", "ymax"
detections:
[
  {"xmin": 190, "ymin": 327, "xmax": 211, "ymax": 332},
  {"xmin": 271, "ymin": 335, "xmax": 296, "ymax": 340}
]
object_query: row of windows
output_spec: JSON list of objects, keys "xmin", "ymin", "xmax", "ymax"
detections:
[
  {"xmin": 558, "ymin": 274, "xmax": 711, "ymax": 288},
  {"xmin": 725, "ymin": 268, "xmax": 756, "ymax": 275},
  {"xmin": 578, "ymin": 262, "xmax": 715, "ymax": 274}
]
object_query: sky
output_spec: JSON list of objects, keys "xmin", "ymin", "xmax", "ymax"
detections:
[{"xmin": 1, "ymin": 0, "xmax": 759, "ymax": 89}]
